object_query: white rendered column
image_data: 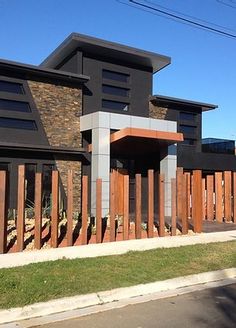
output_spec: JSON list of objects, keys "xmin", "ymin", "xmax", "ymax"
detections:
[
  {"xmin": 91, "ymin": 127, "xmax": 110, "ymax": 217},
  {"xmin": 160, "ymin": 144, "xmax": 177, "ymax": 216}
]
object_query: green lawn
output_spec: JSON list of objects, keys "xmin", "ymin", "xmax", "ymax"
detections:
[{"xmin": 0, "ymin": 241, "xmax": 235, "ymax": 309}]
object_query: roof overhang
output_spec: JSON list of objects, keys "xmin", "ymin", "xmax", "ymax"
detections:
[
  {"xmin": 150, "ymin": 95, "xmax": 218, "ymax": 112},
  {"xmin": 0, "ymin": 58, "xmax": 89, "ymax": 85},
  {"xmin": 41, "ymin": 33, "xmax": 171, "ymax": 73}
]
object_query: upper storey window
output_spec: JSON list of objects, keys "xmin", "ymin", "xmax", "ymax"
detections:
[
  {"xmin": 0, "ymin": 80, "xmax": 24, "ymax": 94},
  {"xmin": 102, "ymin": 69, "xmax": 129, "ymax": 83},
  {"xmin": 179, "ymin": 112, "xmax": 196, "ymax": 121},
  {"xmin": 102, "ymin": 85, "xmax": 129, "ymax": 97},
  {"xmin": 0, "ymin": 99, "xmax": 31, "ymax": 113}
]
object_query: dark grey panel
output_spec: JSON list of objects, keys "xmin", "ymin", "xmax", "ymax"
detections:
[{"xmin": 82, "ymin": 56, "xmax": 152, "ymax": 117}]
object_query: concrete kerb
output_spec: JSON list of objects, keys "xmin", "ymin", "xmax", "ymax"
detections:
[
  {"xmin": 0, "ymin": 268, "xmax": 236, "ymax": 325},
  {"xmin": 1, "ymin": 230, "xmax": 236, "ymax": 269}
]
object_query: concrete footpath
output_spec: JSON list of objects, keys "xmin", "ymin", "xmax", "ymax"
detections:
[{"xmin": 0, "ymin": 230, "xmax": 235, "ymax": 326}]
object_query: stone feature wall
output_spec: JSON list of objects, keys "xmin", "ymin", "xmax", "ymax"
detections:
[
  {"xmin": 149, "ymin": 101, "xmax": 168, "ymax": 120},
  {"xmin": 28, "ymin": 81, "xmax": 82, "ymax": 148},
  {"xmin": 28, "ymin": 80, "xmax": 83, "ymax": 212}
]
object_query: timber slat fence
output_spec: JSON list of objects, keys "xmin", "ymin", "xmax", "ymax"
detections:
[{"xmin": 0, "ymin": 165, "xmax": 235, "ymax": 254}]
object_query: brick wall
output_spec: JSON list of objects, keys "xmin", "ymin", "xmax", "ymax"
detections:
[{"xmin": 28, "ymin": 81, "xmax": 83, "ymax": 211}]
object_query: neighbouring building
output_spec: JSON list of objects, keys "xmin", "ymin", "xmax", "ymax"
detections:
[{"xmin": 0, "ymin": 33, "xmax": 235, "ymax": 216}]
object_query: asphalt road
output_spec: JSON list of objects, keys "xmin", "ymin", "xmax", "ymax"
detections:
[{"xmin": 37, "ymin": 283, "xmax": 236, "ymax": 328}]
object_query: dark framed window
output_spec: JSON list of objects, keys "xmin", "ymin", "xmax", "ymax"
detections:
[
  {"xmin": 0, "ymin": 162, "xmax": 9, "ymax": 171},
  {"xmin": 25, "ymin": 164, "xmax": 37, "ymax": 207},
  {"xmin": 102, "ymin": 99, "xmax": 129, "ymax": 111},
  {"xmin": 102, "ymin": 69, "xmax": 129, "ymax": 83},
  {"xmin": 180, "ymin": 112, "xmax": 196, "ymax": 121},
  {"xmin": 182, "ymin": 138, "xmax": 196, "ymax": 145},
  {"xmin": 0, "ymin": 99, "xmax": 31, "ymax": 112},
  {"xmin": 102, "ymin": 85, "xmax": 129, "ymax": 97},
  {"xmin": 179, "ymin": 125, "xmax": 196, "ymax": 134},
  {"xmin": 0, "ymin": 117, "xmax": 37, "ymax": 130},
  {"xmin": 0, "ymin": 80, "xmax": 24, "ymax": 94}
]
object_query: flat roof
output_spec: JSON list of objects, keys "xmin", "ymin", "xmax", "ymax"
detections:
[
  {"xmin": 151, "ymin": 95, "xmax": 218, "ymax": 112},
  {"xmin": 41, "ymin": 33, "xmax": 171, "ymax": 73},
  {"xmin": 0, "ymin": 58, "xmax": 89, "ymax": 84}
]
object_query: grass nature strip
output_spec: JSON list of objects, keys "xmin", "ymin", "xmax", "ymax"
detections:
[{"xmin": 0, "ymin": 241, "xmax": 235, "ymax": 309}]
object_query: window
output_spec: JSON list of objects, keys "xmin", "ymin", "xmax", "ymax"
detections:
[
  {"xmin": 0, "ymin": 117, "xmax": 37, "ymax": 130},
  {"xmin": 0, "ymin": 163, "xmax": 9, "ymax": 171},
  {"xmin": 25, "ymin": 164, "xmax": 36, "ymax": 207},
  {"xmin": 179, "ymin": 125, "xmax": 196, "ymax": 134},
  {"xmin": 102, "ymin": 99, "xmax": 129, "ymax": 111},
  {"xmin": 0, "ymin": 80, "xmax": 24, "ymax": 94},
  {"xmin": 0, "ymin": 99, "xmax": 31, "ymax": 112},
  {"xmin": 102, "ymin": 69, "xmax": 129, "ymax": 83},
  {"xmin": 42, "ymin": 164, "xmax": 54, "ymax": 208},
  {"xmin": 182, "ymin": 138, "xmax": 196, "ymax": 145},
  {"xmin": 102, "ymin": 85, "xmax": 129, "ymax": 97},
  {"xmin": 180, "ymin": 112, "xmax": 196, "ymax": 121}
]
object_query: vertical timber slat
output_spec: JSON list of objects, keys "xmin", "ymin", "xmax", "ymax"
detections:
[
  {"xmin": 206, "ymin": 175, "xmax": 214, "ymax": 221},
  {"xmin": 182, "ymin": 173, "xmax": 188, "ymax": 235},
  {"xmin": 158, "ymin": 174, "xmax": 165, "ymax": 237},
  {"xmin": 123, "ymin": 175, "xmax": 129, "ymax": 240},
  {"xmin": 192, "ymin": 170, "xmax": 202, "ymax": 233},
  {"xmin": 135, "ymin": 174, "xmax": 141, "ymax": 239},
  {"xmin": 233, "ymin": 172, "xmax": 236, "ymax": 223},
  {"xmin": 215, "ymin": 172, "xmax": 223, "ymax": 222},
  {"xmin": 81, "ymin": 176, "xmax": 88, "ymax": 245},
  {"xmin": 147, "ymin": 169, "xmax": 154, "ymax": 238},
  {"xmin": 0, "ymin": 171, "xmax": 7, "ymax": 254},
  {"xmin": 67, "ymin": 170, "xmax": 73, "ymax": 247},
  {"xmin": 17, "ymin": 165, "xmax": 25, "ymax": 252},
  {"xmin": 34, "ymin": 172, "xmax": 42, "ymax": 250},
  {"xmin": 110, "ymin": 172, "xmax": 115, "ymax": 242},
  {"xmin": 171, "ymin": 178, "xmax": 176, "ymax": 236},
  {"xmin": 96, "ymin": 178, "xmax": 102, "ymax": 243},
  {"xmin": 202, "ymin": 178, "xmax": 206, "ymax": 220},
  {"xmin": 177, "ymin": 167, "xmax": 183, "ymax": 220},
  {"xmin": 51, "ymin": 170, "xmax": 59, "ymax": 248},
  {"xmin": 224, "ymin": 171, "xmax": 232, "ymax": 222},
  {"xmin": 185, "ymin": 173, "xmax": 191, "ymax": 219}
]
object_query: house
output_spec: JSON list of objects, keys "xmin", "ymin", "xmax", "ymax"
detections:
[{"xmin": 0, "ymin": 33, "xmax": 235, "ymax": 216}]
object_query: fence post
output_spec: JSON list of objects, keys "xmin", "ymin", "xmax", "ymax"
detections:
[
  {"xmin": 123, "ymin": 175, "xmax": 129, "ymax": 240},
  {"xmin": 182, "ymin": 173, "xmax": 188, "ymax": 234},
  {"xmin": 34, "ymin": 172, "xmax": 42, "ymax": 250},
  {"xmin": 192, "ymin": 170, "xmax": 202, "ymax": 233},
  {"xmin": 135, "ymin": 174, "xmax": 142, "ymax": 239},
  {"xmin": 67, "ymin": 170, "xmax": 73, "ymax": 247},
  {"xmin": 233, "ymin": 172, "xmax": 236, "ymax": 223},
  {"xmin": 81, "ymin": 176, "xmax": 88, "ymax": 245},
  {"xmin": 17, "ymin": 165, "xmax": 25, "ymax": 252},
  {"xmin": 147, "ymin": 169, "xmax": 154, "ymax": 238},
  {"xmin": 224, "ymin": 171, "xmax": 232, "ymax": 222},
  {"xmin": 215, "ymin": 172, "xmax": 223, "ymax": 222},
  {"xmin": 158, "ymin": 173, "xmax": 165, "ymax": 237},
  {"xmin": 206, "ymin": 175, "xmax": 214, "ymax": 221},
  {"xmin": 110, "ymin": 172, "xmax": 115, "ymax": 242},
  {"xmin": 51, "ymin": 170, "xmax": 59, "ymax": 248},
  {"xmin": 177, "ymin": 167, "xmax": 183, "ymax": 220},
  {"xmin": 96, "ymin": 178, "xmax": 102, "ymax": 243},
  {"xmin": 171, "ymin": 178, "xmax": 177, "ymax": 236},
  {"xmin": 185, "ymin": 172, "xmax": 191, "ymax": 219},
  {"xmin": 0, "ymin": 171, "xmax": 7, "ymax": 254},
  {"xmin": 202, "ymin": 178, "xmax": 206, "ymax": 220}
]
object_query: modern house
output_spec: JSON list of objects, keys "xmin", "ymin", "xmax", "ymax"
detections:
[{"xmin": 0, "ymin": 33, "xmax": 235, "ymax": 216}]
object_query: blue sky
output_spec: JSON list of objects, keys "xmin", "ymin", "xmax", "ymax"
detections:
[{"xmin": 0, "ymin": 0, "xmax": 236, "ymax": 139}]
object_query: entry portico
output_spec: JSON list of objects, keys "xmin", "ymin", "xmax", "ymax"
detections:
[{"xmin": 81, "ymin": 111, "xmax": 183, "ymax": 217}]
